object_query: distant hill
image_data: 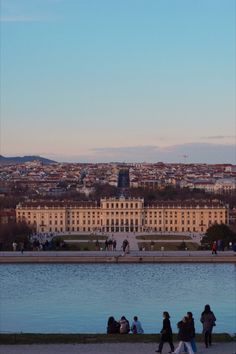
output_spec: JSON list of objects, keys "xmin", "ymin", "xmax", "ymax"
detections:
[{"xmin": 0, "ymin": 155, "xmax": 57, "ymax": 165}]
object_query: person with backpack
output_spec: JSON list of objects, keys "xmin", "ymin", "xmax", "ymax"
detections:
[
  {"xmin": 174, "ymin": 316, "xmax": 194, "ymax": 354},
  {"xmin": 184, "ymin": 312, "xmax": 197, "ymax": 353}
]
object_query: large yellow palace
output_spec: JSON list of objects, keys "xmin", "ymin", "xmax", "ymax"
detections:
[{"xmin": 16, "ymin": 197, "xmax": 228, "ymax": 234}]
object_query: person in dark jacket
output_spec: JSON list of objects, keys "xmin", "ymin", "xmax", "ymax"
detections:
[
  {"xmin": 174, "ymin": 316, "xmax": 194, "ymax": 354},
  {"xmin": 107, "ymin": 316, "xmax": 120, "ymax": 334},
  {"xmin": 155, "ymin": 311, "xmax": 174, "ymax": 353},
  {"xmin": 184, "ymin": 312, "xmax": 197, "ymax": 353},
  {"xmin": 200, "ymin": 304, "xmax": 216, "ymax": 348}
]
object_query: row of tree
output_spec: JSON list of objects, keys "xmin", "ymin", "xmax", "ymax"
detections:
[
  {"xmin": 1, "ymin": 184, "xmax": 236, "ymax": 209},
  {"xmin": 0, "ymin": 222, "xmax": 33, "ymax": 251},
  {"xmin": 202, "ymin": 223, "xmax": 236, "ymax": 248}
]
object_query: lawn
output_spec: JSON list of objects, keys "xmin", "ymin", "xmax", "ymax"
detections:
[
  {"xmin": 138, "ymin": 241, "xmax": 199, "ymax": 251},
  {"xmin": 53, "ymin": 234, "xmax": 108, "ymax": 241},
  {"xmin": 136, "ymin": 235, "xmax": 192, "ymax": 240}
]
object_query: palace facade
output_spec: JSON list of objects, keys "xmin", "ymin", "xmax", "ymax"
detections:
[{"xmin": 16, "ymin": 197, "xmax": 229, "ymax": 234}]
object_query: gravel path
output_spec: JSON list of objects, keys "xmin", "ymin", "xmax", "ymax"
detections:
[{"xmin": 1, "ymin": 342, "xmax": 235, "ymax": 354}]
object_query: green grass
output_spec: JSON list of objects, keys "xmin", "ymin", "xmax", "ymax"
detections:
[
  {"xmin": 138, "ymin": 242, "xmax": 199, "ymax": 251},
  {"xmin": 136, "ymin": 235, "xmax": 192, "ymax": 240},
  {"xmin": 0, "ymin": 333, "xmax": 234, "ymax": 345},
  {"xmin": 53, "ymin": 235, "xmax": 108, "ymax": 241},
  {"xmin": 52, "ymin": 235, "xmax": 108, "ymax": 251},
  {"xmin": 65, "ymin": 242, "xmax": 106, "ymax": 251}
]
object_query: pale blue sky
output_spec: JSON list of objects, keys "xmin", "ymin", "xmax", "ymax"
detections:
[{"xmin": 1, "ymin": 0, "xmax": 235, "ymax": 163}]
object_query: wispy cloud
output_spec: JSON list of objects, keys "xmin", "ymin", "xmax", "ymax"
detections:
[
  {"xmin": 0, "ymin": 0, "xmax": 61, "ymax": 23},
  {"xmin": 54, "ymin": 143, "xmax": 236, "ymax": 164},
  {"xmin": 6, "ymin": 143, "xmax": 236, "ymax": 164},
  {"xmin": 202, "ymin": 135, "xmax": 235, "ymax": 140}
]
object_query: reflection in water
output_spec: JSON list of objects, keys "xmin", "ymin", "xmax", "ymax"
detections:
[{"xmin": 0, "ymin": 264, "xmax": 235, "ymax": 333}]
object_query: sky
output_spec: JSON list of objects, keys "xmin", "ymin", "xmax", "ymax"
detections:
[{"xmin": 0, "ymin": 0, "xmax": 235, "ymax": 163}]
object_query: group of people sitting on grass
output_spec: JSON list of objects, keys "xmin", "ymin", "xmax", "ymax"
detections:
[
  {"xmin": 107, "ymin": 304, "xmax": 216, "ymax": 354},
  {"xmin": 107, "ymin": 315, "xmax": 144, "ymax": 335}
]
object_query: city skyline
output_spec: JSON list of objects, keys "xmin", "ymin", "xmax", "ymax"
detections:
[{"xmin": 1, "ymin": 0, "xmax": 235, "ymax": 163}]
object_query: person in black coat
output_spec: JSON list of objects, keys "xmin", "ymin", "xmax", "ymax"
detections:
[
  {"xmin": 156, "ymin": 311, "xmax": 174, "ymax": 353},
  {"xmin": 107, "ymin": 316, "xmax": 120, "ymax": 334},
  {"xmin": 174, "ymin": 316, "xmax": 194, "ymax": 354},
  {"xmin": 200, "ymin": 304, "xmax": 216, "ymax": 348},
  {"xmin": 184, "ymin": 312, "xmax": 197, "ymax": 353}
]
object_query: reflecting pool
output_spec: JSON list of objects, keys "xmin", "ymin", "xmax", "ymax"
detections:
[{"xmin": 0, "ymin": 264, "xmax": 235, "ymax": 333}]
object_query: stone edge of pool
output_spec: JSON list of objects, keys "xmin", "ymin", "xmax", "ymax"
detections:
[
  {"xmin": 0, "ymin": 255, "xmax": 236, "ymax": 263},
  {"xmin": 0, "ymin": 333, "xmax": 235, "ymax": 345}
]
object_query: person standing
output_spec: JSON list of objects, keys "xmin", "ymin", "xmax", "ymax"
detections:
[
  {"xmin": 174, "ymin": 316, "xmax": 194, "ymax": 354},
  {"xmin": 95, "ymin": 239, "xmax": 99, "ymax": 251},
  {"xmin": 200, "ymin": 304, "xmax": 216, "ymax": 348},
  {"xmin": 12, "ymin": 241, "xmax": 17, "ymax": 251},
  {"xmin": 112, "ymin": 239, "xmax": 117, "ymax": 251},
  {"xmin": 104, "ymin": 239, "xmax": 108, "ymax": 251},
  {"xmin": 155, "ymin": 311, "xmax": 174, "ymax": 353},
  {"xmin": 122, "ymin": 239, "xmax": 128, "ymax": 253},
  {"xmin": 184, "ymin": 312, "xmax": 197, "ymax": 353},
  {"xmin": 19, "ymin": 241, "xmax": 25, "ymax": 254},
  {"xmin": 212, "ymin": 241, "xmax": 217, "ymax": 255}
]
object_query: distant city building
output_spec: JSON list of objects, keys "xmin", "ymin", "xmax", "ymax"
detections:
[
  {"xmin": 1, "ymin": 162, "xmax": 236, "ymax": 197},
  {"xmin": 118, "ymin": 169, "xmax": 130, "ymax": 188},
  {"xmin": 0, "ymin": 209, "xmax": 16, "ymax": 224},
  {"xmin": 214, "ymin": 178, "xmax": 236, "ymax": 193},
  {"xmin": 138, "ymin": 180, "xmax": 163, "ymax": 190},
  {"xmin": 16, "ymin": 197, "xmax": 228, "ymax": 234}
]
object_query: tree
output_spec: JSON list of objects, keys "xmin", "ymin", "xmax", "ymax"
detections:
[
  {"xmin": 0, "ymin": 222, "xmax": 34, "ymax": 251},
  {"xmin": 202, "ymin": 223, "xmax": 236, "ymax": 246},
  {"xmin": 178, "ymin": 241, "xmax": 187, "ymax": 250}
]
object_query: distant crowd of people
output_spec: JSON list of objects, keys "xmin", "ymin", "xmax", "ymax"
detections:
[
  {"xmin": 30, "ymin": 232, "xmax": 55, "ymax": 251},
  {"xmin": 104, "ymin": 238, "xmax": 117, "ymax": 251},
  {"xmin": 103, "ymin": 238, "xmax": 130, "ymax": 254},
  {"xmin": 12, "ymin": 232, "xmax": 60, "ymax": 253},
  {"xmin": 12, "ymin": 241, "xmax": 24, "ymax": 254},
  {"xmin": 107, "ymin": 305, "xmax": 216, "ymax": 354},
  {"xmin": 211, "ymin": 239, "xmax": 236, "ymax": 254}
]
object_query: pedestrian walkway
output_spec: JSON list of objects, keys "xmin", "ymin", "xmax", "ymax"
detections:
[
  {"xmin": 114, "ymin": 232, "xmax": 139, "ymax": 251},
  {"xmin": 0, "ymin": 250, "xmax": 235, "ymax": 264},
  {"xmin": 1, "ymin": 342, "xmax": 235, "ymax": 354}
]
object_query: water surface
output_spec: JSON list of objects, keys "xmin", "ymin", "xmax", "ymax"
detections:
[{"xmin": 0, "ymin": 264, "xmax": 235, "ymax": 333}]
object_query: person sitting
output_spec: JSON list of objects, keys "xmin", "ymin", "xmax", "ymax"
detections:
[
  {"xmin": 119, "ymin": 315, "xmax": 130, "ymax": 334},
  {"xmin": 131, "ymin": 316, "xmax": 144, "ymax": 334},
  {"xmin": 107, "ymin": 316, "xmax": 120, "ymax": 334}
]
